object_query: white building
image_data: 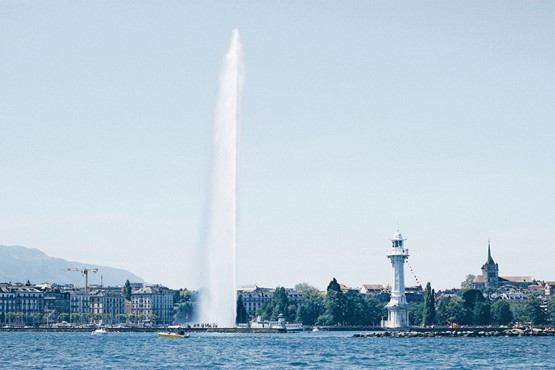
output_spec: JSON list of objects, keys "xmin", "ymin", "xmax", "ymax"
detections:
[{"xmin": 383, "ymin": 231, "xmax": 410, "ymax": 329}]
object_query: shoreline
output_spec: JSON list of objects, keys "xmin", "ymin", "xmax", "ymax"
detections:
[
  {"xmin": 0, "ymin": 325, "xmax": 384, "ymax": 333},
  {"xmin": 0, "ymin": 326, "xmax": 286, "ymax": 333}
]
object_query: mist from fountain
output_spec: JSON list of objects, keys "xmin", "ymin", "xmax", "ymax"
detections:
[{"xmin": 198, "ymin": 29, "xmax": 243, "ymax": 328}]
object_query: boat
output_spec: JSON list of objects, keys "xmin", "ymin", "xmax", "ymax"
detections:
[
  {"xmin": 92, "ymin": 327, "xmax": 108, "ymax": 335},
  {"xmin": 249, "ymin": 314, "xmax": 304, "ymax": 332},
  {"xmin": 158, "ymin": 330, "xmax": 189, "ymax": 339},
  {"xmin": 282, "ymin": 323, "xmax": 304, "ymax": 332},
  {"xmin": 312, "ymin": 326, "xmax": 320, "ymax": 332}
]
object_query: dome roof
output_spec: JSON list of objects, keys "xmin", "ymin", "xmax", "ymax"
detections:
[{"xmin": 391, "ymin": 231, "xmax": 404, "ymax": 241}]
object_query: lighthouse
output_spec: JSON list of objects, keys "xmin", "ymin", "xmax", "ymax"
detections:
[{"xmin": 384, "ymin": 230, "xmax": 410, "ymax": 329}]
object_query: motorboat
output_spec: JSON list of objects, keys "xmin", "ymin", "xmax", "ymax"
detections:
[
  {"xmin": 158, "ymin": 331, "xmax": 189, "ymax": 339},
  {"xmin": 92, "ymin": 327, "xmax": 108, "ymax": 335}
]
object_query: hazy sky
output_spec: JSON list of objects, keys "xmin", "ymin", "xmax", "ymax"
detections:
[{"xmin": 1, "ymin": 1, "xmax": 554, "ymax": 291}]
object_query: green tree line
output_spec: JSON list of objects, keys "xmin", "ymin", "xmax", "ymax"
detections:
[
  {"xmin": 175, "ymin": 281, "xmax": 555, "ymax": 327},
  {"xmin": 246, "ymin": 278, "xmax": 386, "ymax": 326}
]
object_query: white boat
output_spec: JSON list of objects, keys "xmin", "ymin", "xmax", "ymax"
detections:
[
  {"xmin": 282, "ymin": 323, "xmax": 304, "ymax": 332},
  {"xmin": 312, "ymin": 326, "xmax": 320, "ymax": 332},
  {"xmin": 92, "ymin": 328, "xmax": 108, "ymax": 335},
  {"xmin": 249, "ymin": 314, "xmax": 304, "ymax": 332}
]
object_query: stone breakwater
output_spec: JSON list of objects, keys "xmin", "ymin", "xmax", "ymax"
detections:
[{"xmin": 354, "ymin": 327, "xmax": 555, "ymax": 338}]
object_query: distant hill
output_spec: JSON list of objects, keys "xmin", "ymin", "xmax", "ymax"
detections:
[{"xmin": 0, "ymin": 245, "xmax": 144, "ymax": 287}]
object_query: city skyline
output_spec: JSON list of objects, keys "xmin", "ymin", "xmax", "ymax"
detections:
[{"xmin": 1, "ymin": 2, "xmax": 554, "ymax": 291}]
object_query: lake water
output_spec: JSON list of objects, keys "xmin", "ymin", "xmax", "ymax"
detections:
[{"xmin": 1, "ymin": 331, "xmax": 554, "ymax": 369}]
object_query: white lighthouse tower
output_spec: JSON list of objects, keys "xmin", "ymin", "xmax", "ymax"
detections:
[{"xmin": 383, "ymin": 230, "xmax": 410, "ymax": 329}]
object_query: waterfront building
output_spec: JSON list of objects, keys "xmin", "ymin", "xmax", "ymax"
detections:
[
  {"xmin": 237, "ymin": 285, "xmax": 306, "ymax": 316},
  {"xmin": 383, "ymin": 231, "xmax": 410, "ymax": 329},
  {"xmin": 0, "ymin": 282, "xmax": 176, "ymax": 326},
  {"xmin": 130, "ymin": 284, "xmax": 174, "ymax": 325},
  {"xmin": 0, "ymin": 283, "xmax": 44, "ymax": 325},
  {"xmin": 40, "ymin": 285, "xmax": 70, "ymax": 318},
  {"xmin": 15, "ymin": 284, "xmax": 44, "ymax": 325},
  {"xmin": 237, "ymin": 286, "xmax": 273, "ymax": 315},
  {"xmin": 0, "ymin": 284, "xmax": 16, "ymax": 323},
  {"xmin": 89, "ymin": 287, "xmax": 125, "ymax": 324},
  {"xmin": 69, "ymin": 290, "xmax": 91, "ymax": 322}
]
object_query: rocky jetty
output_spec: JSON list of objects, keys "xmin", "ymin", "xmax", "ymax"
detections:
[{"xmin": 354, "ymin": 327, "xmax": 555, "ymax": 338}]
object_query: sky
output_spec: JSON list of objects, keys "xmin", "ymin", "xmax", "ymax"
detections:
[{"xmin": 1, "ymin": 1, "xmax": 554, "ymax": 291}]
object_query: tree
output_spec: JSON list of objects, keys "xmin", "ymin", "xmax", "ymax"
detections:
[
  {"xmin": 70, "ymin": 313, "xmax": 80, "ymax": 324},
  {"xmin": 422, "ymin": 282, "xmax": 437, "ymax": 326},
  {"xmin": 174, "ymin": 289, "xmax": 197, "ymax": 323},
  {"xmin": 327, "ymin": 278, "xmax": 342, "ymax": 293},
  {"xmin": 271, "ymin": 287, "xmax": 290, "ymax": 320},
  {"xmin": 491, "ymin": 299, "xmax": 513, "ymax": 325},
  {"xmin": 296, "ymin": 292, "xmax": 325, "ymax": 326},
  {"xmin": 236, "ymin": 295, "xmax": 248, "ymax": 324},
  {"xmin": 6, "ymin": 312, "xmax": 16, "ymax": 325},
  {"xmin": 31, "ymin": 312, "xmax": 42, "ymax": 326},
  {"xmin": 409, "ymin": 303, "xmax": 424, "ymax": 326},
  {"xmin": 547, "ymin": 296, "xmax": 555, "ymax": 325},
  {"xmin": 461, "ymin": 289, "xmax": 486, "ymax": 325},
  {"xmin": 473, "ymin": 300, "xmax": 491, "ymax": 325},
  {"xmin": 294, "ymin": 283, "xmax": 320, "ymax": 295},
  {"xmin": 437, "ymin": 296, "xmax": 467, "ymax": 325},
  {"xmin": 461, "ymin": 275, "xmax": 476, "ymax": 290},
  {"xmin": 325, "ymin": 289, "xmax": 347, "ymax": 325},
  {"xmin": 124, "ymin": 280, "xmax": 132, "ymax": 301},
  {"xmin": 509, "ymin": 301, "xmax": 527, "ymax": 323},
  {"xmin": 255, "ymin": 287, "xmax": 293, "ymax": 322},
  {"xmin": 524, "ymin": 295, "xmax": 547, "ymax": 325},
  {"xmin": 103, "ymin": 313, "xmax": 112, "ymax": 325},
  {"xmin": 343, "ymin": 290, "xmax": 367, "ymax": 325},
  {"xmin": 316, "ymin": 313, "xmax": 334, "ymax": 326},
  {"xmin": 365, "ymin": 295, "xmax": 387, "ymax": 325}
]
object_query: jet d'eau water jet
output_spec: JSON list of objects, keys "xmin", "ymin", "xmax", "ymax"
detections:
[{"xmin": 198, "ymin": 29, "xmax": 244, "ymax": 328}]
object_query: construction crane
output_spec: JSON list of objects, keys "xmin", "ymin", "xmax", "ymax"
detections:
[{"xmin": 67, "ymin": 267, "xmax": 98, "ymax": 294}]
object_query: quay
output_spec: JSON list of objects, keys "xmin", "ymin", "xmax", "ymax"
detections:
[{"xmin": 0, "ymin": 326, "xmax": 285, "ymax": 333}]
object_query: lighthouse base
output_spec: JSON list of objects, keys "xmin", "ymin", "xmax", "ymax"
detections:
[{"xmin": 383, "ymin": 304, "xmax": 409, "ymax": 329}]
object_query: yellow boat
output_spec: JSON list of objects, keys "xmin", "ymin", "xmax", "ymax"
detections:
[{"xmin": 158, "ymin": 331, "xmax": 189, "ymax": 339}]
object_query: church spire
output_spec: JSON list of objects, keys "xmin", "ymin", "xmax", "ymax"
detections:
[{"xmin": 487, "ymin": 240, "xmax": 495, "ymax": 264}]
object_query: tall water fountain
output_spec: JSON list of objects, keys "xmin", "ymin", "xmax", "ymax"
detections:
[{"xmin": 198, "ymin": 29, "xmax": 244, "ymax": 327}]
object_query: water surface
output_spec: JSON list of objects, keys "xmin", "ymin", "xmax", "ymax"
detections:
[{"xmin": 1, "ymin": 331, "xmax": 552, "ymax": 369}]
